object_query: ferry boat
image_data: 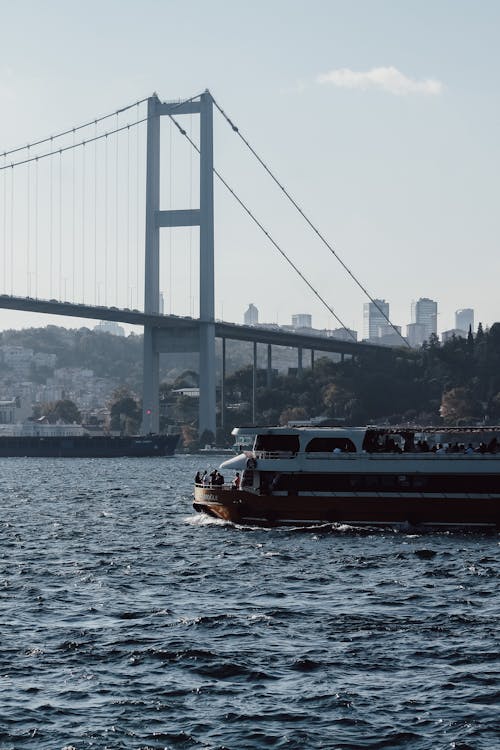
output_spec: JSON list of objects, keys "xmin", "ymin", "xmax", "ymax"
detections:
[{"xmin": 193, "ymin": 426, "xmax": 500, "ymax": 529}]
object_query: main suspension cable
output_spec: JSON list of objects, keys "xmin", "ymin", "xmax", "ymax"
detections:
[
  {"xmin": 212, "ymin": 95, "xmax": 409, "ymax": 348},
  {"xmin": 1, "ymin": 97, "xmax": 150, "ymax": 159},
  {"xmin": 168, "ymin": 114, "xmax": 356, "ymax": 339}
]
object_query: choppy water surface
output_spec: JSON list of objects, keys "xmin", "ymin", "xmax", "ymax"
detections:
[{"xmin": 0, "ymin": 455, "xmax": 499, "ymax": 750}]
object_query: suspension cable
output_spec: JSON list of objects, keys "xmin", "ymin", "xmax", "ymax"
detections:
[
  {"xmin": 211, "ymin": 95, "xmax": 409, "ymax": 348},
  {"xmin": 1, "ymin": 96, "xmax": 150, "ymax": 159},
  {"xmin": 168, "ymin": 114, "xmax": 356, "ymax": 339},
  {"xmin": 0, "ymin": 118, "xmax": 148, "ymax": 171}
]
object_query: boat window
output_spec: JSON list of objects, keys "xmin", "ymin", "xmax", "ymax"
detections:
[
  {"xmin": 305, "ymin": 437, "xmax": 356, "ymax": 453},
  {"xmin": 254, "ymin": 434, "xmax": 300, "ymax": 453}
]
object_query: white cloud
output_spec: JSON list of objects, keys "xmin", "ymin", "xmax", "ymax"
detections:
[{"xmin": 317, "ymin": 66, "xmax": 442, "ymax": 96}]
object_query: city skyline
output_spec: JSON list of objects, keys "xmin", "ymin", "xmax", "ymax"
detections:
[
  {"xmin": 244, "ymin": 298, "xmax": 476, "ymax": 346},
  {"xmin": 0, "ymin": 1, "xmax": 499, "ymax": 336}
]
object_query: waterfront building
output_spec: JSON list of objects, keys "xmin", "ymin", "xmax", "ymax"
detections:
[
  {"xmin": 455, "ymin": 308, "xmax": 474, "ymax": 334},
  {"xmin": 292, "ymin": 314, "xmax": 312, "ymax": 329},
  {"xmin": 0, "ymin": 397, "xmax": 32, "ymax": 424},
  {"xmin": 244, "ymin": 304, "xmax": 259, "ymax": 326},
  {"xmin": 411, "ymin": 298, "xmax": 437, "ymax": 344},
  {"xmin": 363, "ymin": 299, "xmax": 389, "ymax": 341}
]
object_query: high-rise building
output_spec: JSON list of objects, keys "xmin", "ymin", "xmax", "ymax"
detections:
[
  {"xmin": 411, "ymin": 298, "xmax": 437, "ymax": 343},
  {"xmin": 455, "ymin": 308, "xmax": 474, "ymax": 334},
  {"xmin": 292, "ymin": 313, "xmax": 312, "ymax": 329},
  {"xmin": 406, "ymin": 323, "xmax": 426, "ymax": 348},
  {"xmin": 244, "ymin": 303, "xmax": 259, "ymax": 326},
  {"xmin": 363, "ymin": 299, "xmax": 389, "ymax": 341}
]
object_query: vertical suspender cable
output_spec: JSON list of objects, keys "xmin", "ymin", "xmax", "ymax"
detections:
[
  {"xmin": 94, "ymin": 122, "xmax": 98, "ymax": 305},
  {"xmin": 72, "ymin": 130, "xmax": 76, "ymax": 301},
  {"xmin": 34, "ymin": 158, "xmax": 38, "ymax": 298},
  {"xmin": 49, "ymin": 140, "xmax": 54, "ymax": 298},
  {"xmin": 59, "ymin": 151, "xmax": 63, "ymax": 299},
  {"xmin": 136, "ymin": 104, "xmax": 140, "ymax": 309},
  {"xmin": 26, "ymin": 149, "xmax": 30, "ymax": 295},
  {"xmin": 126, "ymin": 125, "xmax": 130, "ymax": 307},
  {"xmin": 188, "ymin": 113, "xmax": 193, "ymax": 317},
  {"xmin": 10, "ymin": 167, "xmax": 14, "ymax": 295},
  {"xmin": 168, "ymin": 118, "xmax": 173, "ymax": 313},
  {"xmin": 82, "ymin": 142, "xmax": 86, "ymax": 303},
  {"xmin": 115, "ymin": 112, "xmax": 119, "ymax": 306},
  {"xmin": 104, "ymin": 134, "xmax": 108, "ymax": 306},
  {"xmin": 2, "ymin": 154, "xmax": 6, "ymax": 292}
]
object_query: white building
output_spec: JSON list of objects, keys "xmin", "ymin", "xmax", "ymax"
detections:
[
  {"xmin": 411, "ymin": 298, "xmax": 437, "ymax": 344},
  {"xmin": 363, "ymin": 299, "xmax": 390, "ymax": 341},
  {"xmin": 0, "ymin": 397, "xmax": 32, "ymax": 424},
  {"xmin": 94, "ymin": 320, "xmax": 125, "ymax": 337},
  {"xmin": 1, "ymin": 346, "xmax": 34, "ymax": 375},
  {"xmin": 292, "ymin": 314, "xmax": 312, "ymax": 329},
  {"xmin": 455, "ymin": 308, "xmax": 474, "ymax": 335},
  {"xmin": 244, "ymin": 304, "xmax": 259, "ymax": 326}
]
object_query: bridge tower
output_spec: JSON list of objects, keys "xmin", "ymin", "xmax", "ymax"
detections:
[{"xmin": 142, "ymin": 91, "xmax": 216, "ymax": 438}]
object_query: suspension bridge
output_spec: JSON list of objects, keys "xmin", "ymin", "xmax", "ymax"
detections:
[{"xmin": 0, "ymin": 90, "xmax": 405, "ymax": 438}]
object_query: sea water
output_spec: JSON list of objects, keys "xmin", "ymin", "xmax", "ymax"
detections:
[{"xmin": 0, "ymin": 455, "xmax": 498, "ymax": 749}]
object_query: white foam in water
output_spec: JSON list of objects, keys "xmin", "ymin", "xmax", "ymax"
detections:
[{"xmin": 184, "ymin": 513, "xmax": 229, "ymax": 527}]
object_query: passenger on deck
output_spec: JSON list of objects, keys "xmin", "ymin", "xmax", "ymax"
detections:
[
  {"xmin": 232, "ymin": 472, "xmax": 240, "ymax": 489},
  {"xmin": 487, "ymin": 437, "xmax": 498, "ymax": 453},
  {"xmin": 195, "ymin": 470, "xmax": 202, "ymax": 485}
]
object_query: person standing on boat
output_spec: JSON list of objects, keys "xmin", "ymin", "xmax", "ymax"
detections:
[
  {"xmin": 232, "ymin": 472, "xmax": 240, "ymax": 489},
  {"xmin": 195, "ymin": 470, "xmax": 202, "ymax": 484}
]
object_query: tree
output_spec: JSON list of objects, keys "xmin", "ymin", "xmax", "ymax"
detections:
[
  {"xmin": 439, "ymin": 387, "xmax": 481, "ymax": 425},
  {"xmin": 43, "ymin": 399, "xmax": 81, "ymax": 424},
  {"xmin": 279, "ymin": 407, "xmax": 308, "ymax": 426},
  {"xmin": 109, "ymin": 387, "xmax": 141, "ymax": 435}
]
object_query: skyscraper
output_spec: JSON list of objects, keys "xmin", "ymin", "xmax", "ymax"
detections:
[
  {"xmin": 363, "ymin": 299, "xmax": 389, "ymax": 341},
  {"xmin": 455, "ymin": 308, "xmax": 474, "ymax": 334},
  {"xmin": 411, "ymin": 298, "xmax": 437, "ymax": 343},
  {"xmin": 244, "ymin": 303, "xmax": 259, "ymax": 326}
]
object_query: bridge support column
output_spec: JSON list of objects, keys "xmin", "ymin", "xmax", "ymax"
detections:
[
  {"xmin": 267, "ymin": 344, "xmax": 272, "ymax": 387},
  {"xmin": 298, "ymin": 347, "xmax": 303, "ymax": 374},
  {"xmin": 221, "ymin": 337, "xmax": 226, "ymax": 436},
  {"xmin": 311, "ymin": 349, "xmax": 315, "ymax": 370},
  {"xmin": 198, "ymin": 91, "xmax": 216, "ymax": 439},
  {"xmin": 252, "ymin": 341, "xmax": 257, "ymax": 423},
  {"xmin": 142, "ymin": 94, "xmax": 161, "ymax": 433},
  {"xmin": 143, "ymin": 327, "xmax": 159, "ymax": 432}
]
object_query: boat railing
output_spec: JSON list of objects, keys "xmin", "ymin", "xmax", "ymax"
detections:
[{"xmin": 254, "ymin": 450, "xmax": 298, "ymax": 460}]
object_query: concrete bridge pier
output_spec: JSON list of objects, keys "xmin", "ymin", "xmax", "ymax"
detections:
[{"xmin": 141, "ymin": 91, "xmax": 216, "ymax": 439}]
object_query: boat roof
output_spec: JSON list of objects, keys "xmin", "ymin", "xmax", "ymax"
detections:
[{"xmin": 233, "ymin": 424, "xmax": 500, "ymax": 436}]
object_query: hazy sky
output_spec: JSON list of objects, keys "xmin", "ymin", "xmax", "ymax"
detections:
[{"xmin": 0, "ymin": 0, "xmax": 499, "ymax": 337}]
